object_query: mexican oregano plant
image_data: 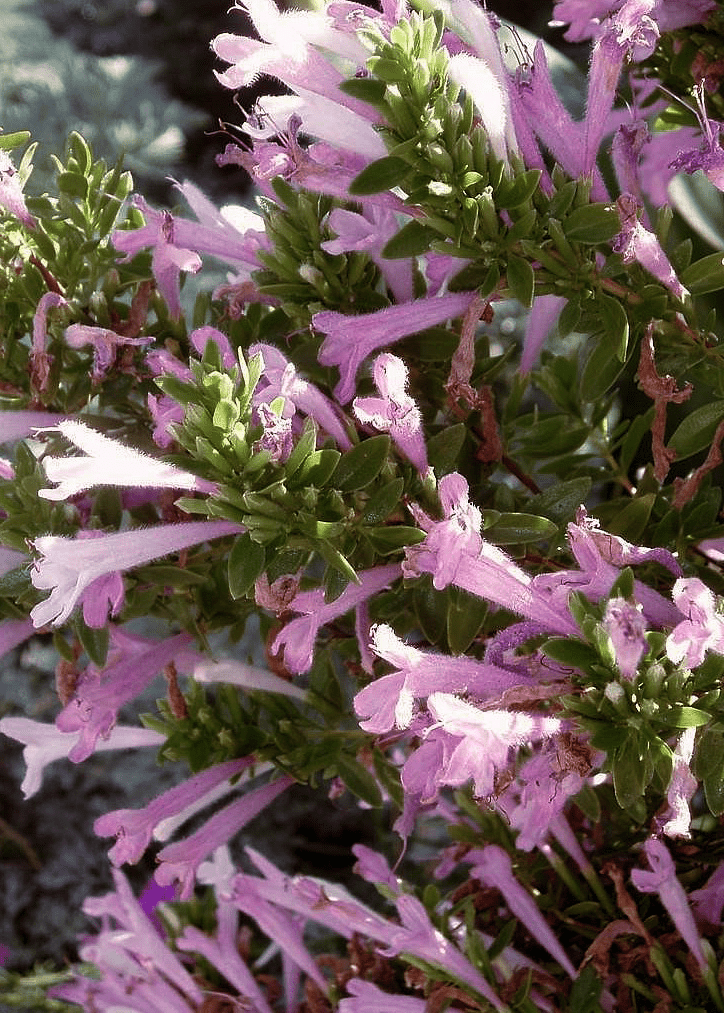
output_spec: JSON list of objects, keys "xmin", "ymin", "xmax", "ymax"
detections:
[{"xmin": 3, "ymin": 0, "xmax": 724, "ymax": 1009}]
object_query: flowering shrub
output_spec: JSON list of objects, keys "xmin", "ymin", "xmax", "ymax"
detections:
[{"xmin": 5, "ymin": 0, "xmax": 724, "ymax": 1009}]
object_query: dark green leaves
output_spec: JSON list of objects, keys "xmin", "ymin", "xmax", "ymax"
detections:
[
  {"xmin": 349, "ymin": 156, "xmax": 410, "ymax": 196},
  {"xmin": 563, "ymin": 203, "xmax": 621, "ymax": 244},
  {"xmin": 668, "ymin": 401, "xmax": 724, "ymax": 460},
  {"xmin": 333, "ymin": 435, "xmax": 390, "ymax": 491},
  {"xmin": 680, "ymin": 251, "xmax": 724, "ymax": 294},
  {"xmin": 228, "ymin": 534, "xmax": 265, "ymax": 599}
]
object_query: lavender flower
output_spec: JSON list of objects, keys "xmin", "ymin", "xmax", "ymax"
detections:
[
  {"xmin": 155, "ymin": 775, "xmax": 294, "ymax": 900},
  {"xmin": 37, "ymin": 419, "xmax": 216, "ymax": 500},
  {"xmin": 667, "ymin": 577, "xmax": 724, "ymax": 667},
  {"xmin": 631, "ymin": 836, "xmax": 707, "ymax": 969},
  {"xmin": 0, "ymin": 149, "xmax": 36, "ymax": 227},
  {"xmin": 612, "ymin": 194, "xmax": 688, "ymax": 299},
  {"xmin": 353, "ymin": 354, "xmax": 429, "ymax": 476},
  {"xmin": 602, "ymin": 596, "xmax": 647, "ymax": 678},
  {"xmin": 0, "ymin": 716, "xmax": 164, "ymax": 798},
  {"xmin": 271, "ymin": 563, "xmax": 400, "ymax": 673},
  {"xmin": 470, "ymin": 845, "xmax": 577, "ymax": 977},
  {"xmin": 313, "ymin": 292, "xmax": 477, "ymax": 404},
  {"xmin": 30, "ymin": 518, "xmax": 242, "ymax": 627},
  {"xmin": 64, "ymin": 324, "xmax": 153, "ymax": 383},
  {"xmin": 55, "ymin": 631, "xmax": 197, "ymax": 762},
  {"xmin": 94, "ymin": 757, "xmax": 256, "ymax": 866}
]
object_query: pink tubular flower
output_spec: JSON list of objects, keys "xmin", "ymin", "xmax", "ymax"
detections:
[
  {"xmin": 0, "ymin": 410, "xmax": 66, "ymax": 444},
  {"xmin": 668, "ymin": 82, "xmax": 724, "ymax": 192},
  {"xmin": 403, "ymin": 473, "xmax": 577, "ymax": 635},
  {"xmin": 353, "ymin": 354, "xmax": 429, "ymax": 477},
  {"xmin": 0, "ymin": 149, "xmax": 35, "ymax": 227},
  {"xmin": 602, "ymin": 597, "xmax": 647, "ymax": 679},
  {"xmin": 64, "ymin": 324, "xmax": 152, "ymax": 382},
  {"xmin": 666, "ymin": 577, "xmax": 724, "ymax": 667},
  {"xmin": 31, "ymin": 292, "xmax": 67, "ymax": 391},
  {"xmin": 72, "ymin": 866, "xmax": 202, "ymax": 1007},
  {"xmin": 612, "ymin": 194, "xmax": 688, "ymax": 299},
  {"xmin": 498, "ymin": 748, "xmax": 586, "ymax": 851},
  {"xmin": 55, "ymin": 631, "xmax": 196, "ymax": 762},
  {"xmin": 583, "ymin": 0, "xmax": 659, "ymax": 174},
  {"xmin": 520, "ymin": 294, "xmax": 567, "ymax": 375},
  {"xmin": 94, "ymin": 757, "xmax": 255, "ymax": 866},
  {"xmin": 30, "ymin": 518, "xmax": 243, "ymax": 628},
  {"xmin": 470, "ymin": 845, "xmax": 577, "ymax": 977},
  {"xmin": 690, "ymin": 862, "xmax": 724, "ymax": 931},
  {"xmin": 271, "ymin": 563, "xmax": 401, "ymax": 674},
  {"xmin": 340, "ymin": 979, "xmax": 427, "ymax": 1013},
  {"xmin": 419, "ymin": 692, "xmax": 562, "ymax": 799},
  {"xmin": 631, "ymin": 837, "xmax": 707, "ymax": 969},
  {"xmin": 354, "ymin": 622, "xmax": 535, "ymax": 734},
  {"xmin": 313, "ymin": 291, "xmax": 477, "ymax": 404},
  {"xmin": 249, "ymin": 341, "xmax": 352, "ymax": 449},
  {"xmin": 658, "ymin": 727, "xmax": 698, "ymax": 838},
  {"xmin": 0, "ymin": 716, "xmax": 164, "ymax": 798},
  {"xmin": 155, "ymin": 775, "xmax": 294, "ymax": 900},
  {"xmin": 322, "ymin": 206, "xmax": 413, "ymax": 304},
  {"xmin": 37, "ymin": 419, "xmax": 217, "ymax": 500}
]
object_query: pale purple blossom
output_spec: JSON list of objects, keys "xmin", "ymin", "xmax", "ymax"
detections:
[
  {"xmin": 353, "ymin": 354, "xmax": 428, "ymax": 476},
  {"xmin": 155, "ymin": 775, "xmax": 294, "ymax": 900},
  {"xmin": 189, "ymin": 324, "xmax": 237, "ymax": 368},
  {"xmin": 0, "ymin": 410, "xmax": 64, "ymax": 443},
  {"xmin": 631, "ymin": 836, "xmax": 707, "ymax": 969},
  {"xmin": 354, "ymin": 622, "xmax": 534, "ymax": 734},
  {"xmin": 612, "ymin": 194, "xmax": 688, "ymax": 299},
  {"xmin": 0, "ymin": 149, "xmax": 35, "ymax": 227},
  {"xmin": 193, "ymin": 657, "xmax": 309, "ymax": 700},
  {"xmin": 520, "ymin": 294, "xmax": 567, "ymax": 375},
  {"xmin": 669, "ymin": 83, "xmax": 724, "ymax": 193},
  {"xmin": 0, "ymin": 716, "xmax": 164, "ymax": 798},
  {"xmin": 602, "ymin": 597, "xmax": 647, "ymax": 678},
  {"xmin": 498, "ymin": 748, "xmax": 586, "ymax": 851},
  {"xmin": 403, "ymin": 473, "xmax": 578, "ymax": 635},
  {"xmin": 690, "ymin": 862, "xmax": 724, "ymax": 931},
  {"xmin": 272, "ymin": 563, "xmax": 400, "ymax": 674},
  {"xmin": 340, "ymin": 979, "xmax": 427, "ymax": 1013},
  {"xmin": 30, "ymin": 518, "xmax": 242, "ymax": 627},
  {"xmin": 55, "ymin": 631, "xmax": 196, "ymax": 762},
  {"xmin": 666, "ymin": 577, "xmax": 724, "ymax": 667},
  {"xmin": 470, "ymin": 845, "xmax": 577, "ymax": 977},
  {"xmin": 250, "ymin": 342, "xmax": 352, "ymax": 449},
  {"xmin": 30, "ymin": 292, "xmax": 67, "ymax": 391},
  {"xmin": 64, "ymin": 324, "xmax": 153, "ymax": 382},
  {"xmin": 37, "ymin": 419, "xmax": 217, "ymax": 500},
  {"xmin": 313, "ymin": 291, "xmax": 477, "ymax": 404},
  {"xmin": 321, "ymin": 206, "xmax": 413, "ymax": 304},
  {"xmin": 94, "ymin": 757, "xmax": 255, "ymax": 866},
  {"xmin": 583, "ymin": 0, "xmax": 659, "ymax": 174},
  {"xmin": 658, "ymin": 726, "xmax": 698, "ymax": 838}
]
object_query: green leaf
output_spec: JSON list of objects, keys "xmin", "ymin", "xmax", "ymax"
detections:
[
  {"xmin": 382, "ymin": 219, "xmax": 438, "ymax": 258},
  {"xmin": 338, "ymin": 76, "xmax": 388, "ymax": 106},
  {"xmin": 613, "ymin": 735, "xmax": 647, "ymax": 811},
  {"xmin": 0, "ymin": 130, "xmax": 31, "ymax": 151},
  {"xmin": 366, "ymin": 525, "xmax": 425, "ymax": 554},
  {"xmin": 563, "ymin": 203, "xmax": 620, "ymax": 244},
  {"xmin": 599, "ymin": 294, "xmax": 629, "ymax": 362},
  {"xmin": 526, "ymin": 478, "xmax": 591, "ymax": 525},
  {"xmin": 76, "ymin": 621, "xmax": 109, "ymax": 668},
  {"xmin": 414, "ymin": 578, "xmax": 447, "ymax": 646},
  {"xmin": 579, "ymin": 333, "xmax": 627, "ymax": 402},
  {"xmin": 668, "ymin": 400, "xmax": 724, "ymax": 460},
  {"xmin": 497, "ymin": 169, "xmax": 541, "ymax": 209},
  {"xmin": 228, "ymin": 534, "xmax": 265, "ymax": 599},
  {"xmin": 506, "ymin": 254, "xmax": 535, "ymax": 308},
  {"xmin": 659, "ymin": 705, "xmax": 711, "ymax": 729},
  {"xmin": 680, "ymin": 251, "xmax": 724, "ymax": 294},
  {"xmin": 335, "ymin": 755, "xmax": 383, "ymax": 807},
  {"xmin": 568, "ymin": 965, "xmax": 604, "ymax": 1013},
  {"xmin": 446, "ymin": 587, "xmax": 487, "ymax": 654},
  {"xmin": 348, "ymin": 156, "xmax": 409, "ymax": 196},
  {"xmin": 483, "ymin": 512, "xmax": 556, "ymax": 544},
  {"xmin": 427, "ymin": 423, "xmax": 466, "ymax": 476},
  {"xmin": 316, "ymin": 540, "xmax": 359, "ymax": 584},
  {"xmin": 333, "ymin": 435, "xmax": 390, "ymax": 491},
  {"xmin": 543, "ymin": 637, "xmax": 598, "ymax": 670},
  {"xmin": 362, "ymin": 478, "xmax": 404, "ymax": 523},
  {"xmin": 294, "ymin": 448, "xmax": 341, "ymax": 489},
  {"xmin": 57, "ymin": 171, "xmax": 89, "ymax": 199}
]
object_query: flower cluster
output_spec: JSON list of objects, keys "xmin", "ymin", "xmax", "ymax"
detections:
[{"xmin": 3, "ymin": 0, "xmax": 724, "ymax": 1009}]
